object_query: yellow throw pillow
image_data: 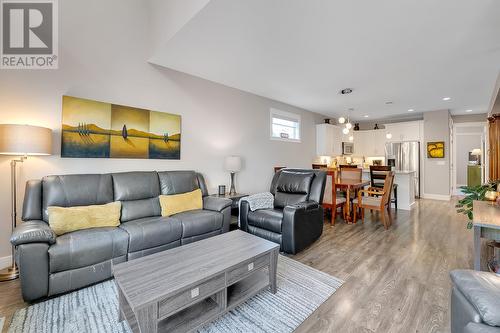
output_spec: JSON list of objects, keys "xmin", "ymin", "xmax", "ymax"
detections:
[
  {"xmin": 48, "ymin": 202, "xmax": 121, "ymax": 236},
  {"xmin": 159, "ymin": 189, "xmax": 203, "ymax": 217}
]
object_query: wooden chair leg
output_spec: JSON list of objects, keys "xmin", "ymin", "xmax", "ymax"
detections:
[
  {"xmin": 380, "ymin": 210, "xmax": 388, "ymax": 230},
  {"xmin": 331, "ymin": 207, "xmax": 336, "ymax": 226},
  {"xmin": 361, "ymin": 207, "xmax": 365, "ymax": 222},
  {"xmin": 353, "ymin": 204, "xmax": 357, "ymax": 222}
]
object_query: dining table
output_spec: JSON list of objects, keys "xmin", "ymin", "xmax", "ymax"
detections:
[{"xmin": 334, "ymin": 176, "xmax": 370, "ymax": 223}]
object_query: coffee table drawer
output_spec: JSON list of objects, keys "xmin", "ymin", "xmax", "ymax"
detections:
[
  {"xmin": 227, "ymin": 253, "xmax": 270, "ymax": 284},
  {"xmin": 158, "ymin": 274, "xmax": 225, "ymax": 318}
]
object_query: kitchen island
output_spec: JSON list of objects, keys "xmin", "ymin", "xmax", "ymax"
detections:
[{"xmin": 362, "ymin": 169, "xmax": 417, "ymax": 210}]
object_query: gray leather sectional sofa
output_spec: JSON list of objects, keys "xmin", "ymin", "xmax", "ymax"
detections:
[
  {"xmin": 11, "ymin": 171, "xmax": 232, "ymax": 302},
  {"xmin": 451, "ymin": 269, "xmax": 500, "ymax": 333}
]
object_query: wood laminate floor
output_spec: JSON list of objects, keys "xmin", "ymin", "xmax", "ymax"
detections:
[{"xmin": 0, "ymin": 199, "xmax": 472, "ymax": 333}]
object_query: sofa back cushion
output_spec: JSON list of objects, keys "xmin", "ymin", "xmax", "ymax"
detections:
[
  {"xmin": 158, "ymin": 171, "xmax": 208, "ymax": 196},
  {"xmin": 273, "ymin": 171, "xmax": 314, "ymax": 209},
  {"xmin": 112, "ymin": 171, "xmax": 160, "ymax": 222},
  {"xmin": 42, "ymin": 174, "xmax": 114, "ymax": 222}
]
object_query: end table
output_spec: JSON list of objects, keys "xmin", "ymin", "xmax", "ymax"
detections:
[{"xmin": 210, "ymin": 193, "xmax": 248, "ymax": 230}]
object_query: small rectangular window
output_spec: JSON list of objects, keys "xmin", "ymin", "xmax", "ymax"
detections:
[{"xmin": 270, "ymin": 109, "xmax": 301, "ymax": 142}]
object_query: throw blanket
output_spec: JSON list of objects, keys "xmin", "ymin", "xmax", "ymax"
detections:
[{"xmin": 239, "ymin": 192, "xmax": 274, "ymax": 227}]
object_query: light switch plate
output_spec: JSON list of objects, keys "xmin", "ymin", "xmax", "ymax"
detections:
[
  {"xmin": 191, "ymin": 287, "xmax": 199, "ymax": 298},
  {"xmin": 248, "ymin": 262, "xmax": 254, "ymax": 271}
]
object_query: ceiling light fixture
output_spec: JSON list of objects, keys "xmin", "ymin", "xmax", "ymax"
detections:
[
  {"xmin": 363, "ymin": 115, "xmax": 369, "ymax": 118},
  {"xmin": 342, "ymin": 127, "xmax": 349, "ymax": 135},
  {"xmin": 340, "ymin": 88, "xmax": 353, "ymax": 95},
  {"xmin": 408, "ymin": 109, "xmax": 415, "ymax": 112},
  {"xmin": 338, "ymin": 116, "xmax": 346, "ymax": 124},
  {"xmin": 466, "ymin": 109, "xmax": 473, "ymax": 113},
  {"xmin": 442, "ymin": 97, "xmax": 451, "ymax": 101},
  {"xmin": 385, "ymin": 101, "xmax": 393, "ymax": 105}
]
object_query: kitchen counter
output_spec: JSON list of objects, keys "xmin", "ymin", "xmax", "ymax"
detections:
[
  {"xmin": 362, "ymin": 169, "xmax": 417, "ymax": 210},
  {"xmin": 362, "ymin": 169, "xmax": 416, "ymax": 175}
]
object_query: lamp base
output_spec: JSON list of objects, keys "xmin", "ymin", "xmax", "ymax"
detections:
[{"xmin": 0, "ymin": 265, "xmax": 19, "ymax": 281}]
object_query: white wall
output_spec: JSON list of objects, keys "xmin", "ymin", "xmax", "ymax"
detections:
[
  {"xmin": 423, "ymin": 110, "xmax": 451, "ymax": 198},
  {"xmin": 0, "ymin": 0, "xmax": 324, "ymax": 260}
]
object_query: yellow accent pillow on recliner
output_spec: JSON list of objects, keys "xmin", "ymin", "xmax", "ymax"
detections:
[
  {"xmin": 159, "ymin": 189, "xmax": 203, "ymax": 217},
  {"xmin": 48, "ymin": 202, "xmax": 121, "ymax": 236}
]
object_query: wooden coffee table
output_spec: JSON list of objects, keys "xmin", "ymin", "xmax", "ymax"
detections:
[{"xmin": 113, "ymin": 230, "xmax": 280, "ymax": 333}]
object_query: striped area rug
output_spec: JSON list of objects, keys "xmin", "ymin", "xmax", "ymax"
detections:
[{"xmin": 8, "ymin": 256, "xmax": 343, "ymax": 333}]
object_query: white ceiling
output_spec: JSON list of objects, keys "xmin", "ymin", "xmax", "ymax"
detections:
[{"xmin": 149, "ymin": 0, "xmax": 500, "ymax": 121}]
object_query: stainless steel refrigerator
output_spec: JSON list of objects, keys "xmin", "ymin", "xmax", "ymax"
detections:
[{"xmin": 385, "ymin": 141, "xmax": 420, "ymax": 198}]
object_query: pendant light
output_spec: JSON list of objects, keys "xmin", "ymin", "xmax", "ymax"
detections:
[{"xmin": 338, "ymin": 117, "xmax": 346, "ymax": 124}]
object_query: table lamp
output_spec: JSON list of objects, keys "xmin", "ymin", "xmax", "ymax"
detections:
[
  {"xmin": 225, "ymin": 156, "xmax": 241, "ymax": 196},
  {"xmin": 0, "ymin": 124, "xmax": 52, "ymax": 281},
  {"xmin": 471, "ymin": 148, "xmax": 481, "ymax": 165}
]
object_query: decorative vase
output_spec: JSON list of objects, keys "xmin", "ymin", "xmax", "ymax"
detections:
[
  {"xmin": 354, "ymin": 123, "xmax": 360, "ymax": 131},
  {"xmin": 374, "ymin": 124, "xmax": 379, "ymax": 130},
  {"xmin": 485, "ymin": 190, "xmax": 498, "ymax": 201}
]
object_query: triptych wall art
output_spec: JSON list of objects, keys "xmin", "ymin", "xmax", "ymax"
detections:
[{"xmin": 61, "ymin": 96, "xmax": 181, "ymax": 159}]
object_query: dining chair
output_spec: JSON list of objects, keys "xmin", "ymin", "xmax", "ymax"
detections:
[
  {"xmin": 339, "ymin": 164, "xmax": 359, "ymax": 169},
  {"xmin": 369, "ymin": 165, "xmax": 398, "ymax": 210},
  {"xmin": 312, "ymin": 163, "xmax": 328, "ymax": 170},
  {"xmin": 274, "ymin": 166, "xmax": 286, "ymax": 173},
  {"xmin": 353, "ymin": 171, "xmax": 395, "ymax": 229},
  {"xmin": 322, "ymin": 170, "xmax": 346, "ymax": 225},
  {"xmin": 340, "ymin": 167, "xmax": 362, "ymax": 180}
]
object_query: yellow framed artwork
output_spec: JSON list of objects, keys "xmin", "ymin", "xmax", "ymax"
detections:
[
  {"xmin": 427, "ymin": 141, "xmax": 445, "ymax": 158},
  {"xmin": 61, "ymin": 96, "xmax": 181, "ymax": 159}
]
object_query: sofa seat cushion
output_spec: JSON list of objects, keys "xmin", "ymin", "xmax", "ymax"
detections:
[
  {"xmin": 119, "ymin": 216, "xmax": 182, "ymax": 253},
  {"xmin": 450, "ymin": 269, "xmax": 500, "ymax": 327},
  {"xmin": 48, "ymin": 227, "xmax": 128, "ymax": 273},
  {"xmin": 172, "ymin": 210, "xmax": 223, "ymax": 238},
  {"xmin": 247, "ymin": 209, "xmax": 283, "ymax": 233}
]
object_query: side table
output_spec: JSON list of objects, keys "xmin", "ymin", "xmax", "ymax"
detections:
[{"xmin": 210, "ymin": 193, "xmax": 248, "ymax": 230}]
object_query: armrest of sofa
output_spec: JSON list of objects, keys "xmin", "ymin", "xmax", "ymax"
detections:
[
  {"xmin": 239, "ymin": 200, "xmax": 250, "ymax": 232},
  {"xmin": 203, "ymin": 196, "xmax": 232, "ymax": 212},
  {"xmin": 11, "ymin": 220, "xmax": 56, "ymax": 246},
  {"xmin": 287, "ymin": 201, "xmax": 319, "ymax": 211},
  {"xmin": 465, "ymin": 323, "xmax": 500, "ymax": 333},
  {"xmin": 282, "ymin": 201, "xmax": 323, "ymax": 254},
  {"xmin": 450, "ymin": 269, "xmax": 500, "ymax": 327}
]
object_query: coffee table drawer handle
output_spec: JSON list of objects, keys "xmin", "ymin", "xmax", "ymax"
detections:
[
  {"xmin": 248, "ymin": 262, "xmax": 254, "ymax": 271},
  {"xmin": 191, "ymin": 287, "xmax": 199, "ymax": 298}
]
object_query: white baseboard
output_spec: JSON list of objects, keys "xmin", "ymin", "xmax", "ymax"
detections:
[
  {"xmin": 422, "ymin": 193, "xmax": 451, "ymax": 201},
  {"xmin": 0, "ymin": 255, "xmax": 12, "ymax": 269}
]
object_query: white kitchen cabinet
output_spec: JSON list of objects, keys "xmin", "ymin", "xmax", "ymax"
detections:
[
  {"xmin": 352, "ymin": 130, "xmax": 386, "ymax": 156},
  {"xmin": 384, "ymin": 121, "xmax": 422, "ymax": 142},
  {"xmin": 316, "ymin": 124, "xmax": 342, "ymax": 156}
]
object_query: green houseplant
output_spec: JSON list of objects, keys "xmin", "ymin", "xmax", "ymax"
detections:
[{"xmin": 456, "ymin": 180, "xmax": 500, "ymax": 229}]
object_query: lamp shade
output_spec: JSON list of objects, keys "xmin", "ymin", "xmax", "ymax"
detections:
[
  {"xmin": 225, "ymin": 156, "xmax": 242, "ymax": 172},
  {"xmin": 0, "ymin": 124, "xmax": 52, "ymax": 156},
  {"xmin": 471, "ymin": 148, "xmax": 482, "ymax": 156}
]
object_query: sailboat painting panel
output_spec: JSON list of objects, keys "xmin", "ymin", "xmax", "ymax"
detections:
[{"xmin": 61, "ymin": 96, "xmax": 181, "ymax": 159}]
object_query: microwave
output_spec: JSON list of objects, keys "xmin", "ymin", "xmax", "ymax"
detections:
[{"xmin": 342, "ymin": 142, "xmax": 354, "ymax": 155}]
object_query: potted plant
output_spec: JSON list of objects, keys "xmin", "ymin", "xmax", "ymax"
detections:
[{"xmin": 456, "ymin": 180, "xmax": 500, "ymax": 229}]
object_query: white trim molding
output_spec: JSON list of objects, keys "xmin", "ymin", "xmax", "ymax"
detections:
[
  {"xmin": 0, "ymin": 256, "xmax": 12, "ymax": 270},
  {"xmin": 422, "ymin": 193, "xmax": 451, "ymax": 201}
]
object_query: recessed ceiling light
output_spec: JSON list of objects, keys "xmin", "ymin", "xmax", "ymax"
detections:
[
  {"xmin": 385, "ymin": 101, "xmax": 393, "ymax": 105},
  {"xmin": 408, "ymin": 109, "xmax": 415, "ymax": 112},
  {"xmin": 466, "ymin": 109, "xmax": 473, "ymax": 113},
  {"xmin": 363, "ymin": 115, "xmax": 369, "ymax": 118},
  {"xmin": 442, "ymin": 97, "xmax": 451, "ymax": 101}
]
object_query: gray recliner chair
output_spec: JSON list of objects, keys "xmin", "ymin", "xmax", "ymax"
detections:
[
  {"xmin": 11, "ymin": 171, "xmax": 232, "ymax": 302},
  {"xmin": 239, "ymin": 168, "xmax": 326, "ymax": 254},
  {"xmin": 450, "ymin": 269, "xmax": 500, "ymax": 333}
]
